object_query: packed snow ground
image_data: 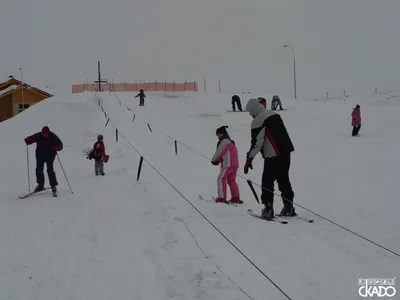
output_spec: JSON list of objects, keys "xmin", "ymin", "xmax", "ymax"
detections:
[{"xmin": 0, "ymin": 90, "xmax": 399, "ymax": 299}]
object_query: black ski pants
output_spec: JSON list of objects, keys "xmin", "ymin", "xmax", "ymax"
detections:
[
  {"xmin": 36, "ymin": 155, "xmax": 58, "ymax": 187},
  {"xmin": 232, "ymin": 99, "xmax": 242, "ymax": 111},
  {"xmin": 352, "ymin": 125, "xmax": 361, "ymax": 136},
  {"xmin": 261, "ymin": 154, "xmax": 294, "ymax": 208}
]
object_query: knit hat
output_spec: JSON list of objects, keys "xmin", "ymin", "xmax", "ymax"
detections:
[
  {"xmin": 42, "ymin": 126, "xmax": 50, "ymax": 134},
  {"xmin": 216, "ymin": 125, "xmax": 228, "ymax": 135}
]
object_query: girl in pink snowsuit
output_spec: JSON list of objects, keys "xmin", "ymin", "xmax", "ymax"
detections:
[
  {"xmin": 211, "ymin": 126, "xmax": 241, "ymax": 204},
  {"xmin": 351, "ymin": 104, "xmax": 361, "ymax": 136}
]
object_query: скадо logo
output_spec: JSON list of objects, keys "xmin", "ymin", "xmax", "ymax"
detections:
[{"xmin": 358, "ymin": 277, "xmax": 396, "ymax": 298}]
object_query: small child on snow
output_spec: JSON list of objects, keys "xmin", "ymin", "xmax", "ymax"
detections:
[
  {"xmin": 93, "ymin": 134, "xmax": 107, "ymax": 175},
  {"xmin": 135, "ymin": 89, "xmax": 146, "ymax": 106},
  {"xmin": 211, "ymin": 126, "xmax": 242, "ymax": 204}
]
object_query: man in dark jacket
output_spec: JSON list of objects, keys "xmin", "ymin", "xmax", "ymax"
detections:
[
  {"xmin": 244, "ymin": 98, "xmax": 295, "ymax": 220},
  {"xmin": 231, "ymin": 95, "xmax": 243, "ymax": 112},
  {"xmin": 24, "ymin": 126, "xmax": 63, "ymax": 193}
]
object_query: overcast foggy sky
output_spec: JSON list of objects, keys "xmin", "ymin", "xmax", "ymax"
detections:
[{"xmin": 1, "ymin": 0, "xmax": 399, "ymax": 99}]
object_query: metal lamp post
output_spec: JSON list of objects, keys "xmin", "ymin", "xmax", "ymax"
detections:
[
  {"xmin": 19, "ymin": 68, "xmax": 24, "ymax": 112},
  {"xmin": 283, "ymin": 45, "xmax": 297, "ymax": 99}
]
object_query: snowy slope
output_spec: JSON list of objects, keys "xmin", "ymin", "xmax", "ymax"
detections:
[{"xmin": 0, "ymin": 90, "xmax": 399, "ymax": 300}]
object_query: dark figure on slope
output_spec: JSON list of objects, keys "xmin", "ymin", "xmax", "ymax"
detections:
[
  {"xmin": 92, "ymin": 134, "xmax": 107, "ymax": 176},
  {"xmin": 231, "ymin": 95, "xmax": 243, "ymax": 111},
  {"xmin": 135, "ymin": 89, "xmax": 146, "ymax": 106},
  {"xmin": 351, "ymin": 105, "xmax": 361, "ymax": 136},
  {"xmin": 24, "ymin": 126, "xmax": 63, "ymax": 194},
  {"xmin": 271, "ymin": 95, "xmax": 283, "ymax": 110},
  {"xmin": 244, "ymin": 98, "xmax": 296, "ymax": 220}
]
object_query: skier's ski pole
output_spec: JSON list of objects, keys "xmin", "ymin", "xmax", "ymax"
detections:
[
  {"xmin": 57, "ymin": 154, "xmax": 73, "ymax": 194},
  {"xmin": 247, "ymin": 180, "xmax": 259, "ymax": 203},
  {"xmin": 26, "ymin": 145, "xmax": 31, "ymax": 191}
]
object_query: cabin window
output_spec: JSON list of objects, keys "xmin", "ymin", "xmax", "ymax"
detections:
[{"xmin": 19, "ymin": 104, "xmax": 29, "ymax": 112}]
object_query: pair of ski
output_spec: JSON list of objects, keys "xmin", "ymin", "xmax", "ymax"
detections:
[
  {"xmin": 246, "ymin": 180, "xmax": 314, "ymax": 224},
  {"xmin": 198, "ymin": 195, "xmax": 243, "ymax": 206},
  {"xmin": 247, "ymin": 209, "xmax": 314, "ymax": 224},
  {"xmin": 18, "ymin": 187, "xmax": 57, "ymax": 199}
]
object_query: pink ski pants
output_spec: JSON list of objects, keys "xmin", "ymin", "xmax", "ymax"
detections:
[{"xmin": 217, "ymin": 166, "xmax": 240, "ymax": 199}]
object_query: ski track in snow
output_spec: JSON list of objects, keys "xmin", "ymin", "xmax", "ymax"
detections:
[{"xmin": 0, "ymin": 91, "xmax": 399, "ymax": 300}]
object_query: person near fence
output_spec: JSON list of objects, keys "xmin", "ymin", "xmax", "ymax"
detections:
[
  {"xmin": 211, "ymin": 126, "xmax": 242, "ymax": 204},
  {"xmin": 231, "ymin": 95, "xmax": 243, "ymax": 111},
  {"xmin": 244, "ymin": 98, "xmax": 295, "ymax": 220},
  {"xmin": 92, "ymin": 134, "xmax": 107, "ymax": 176},
  {"xmin": 24, "ymin": 126, "xmax": 63, "ymax": 194},
  {"xmin": 135, "ymin": 89, "xmax": 146, "ymax": 106},
  {"xmin": 351, "ymin": 104, "xmax": 361, "ymax": 136}
]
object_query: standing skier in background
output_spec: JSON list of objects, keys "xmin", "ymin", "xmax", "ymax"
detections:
[
  {"xmin": 271, "ymin": 95, "xmax": 283, "ymax": 110},
  {"xmin": 244, "ymin": 98, "xmax": 295, "ymax": 220},
  {"xmin": 135, "ymin": 89, "xmax": 146, "ymax": 106},
  {"xmin": 211, "ymin": 126, "xmax": 242, "ymax": 204},
  {"xmin": 351, "ymin": 104, "xmax": 361, "ymax": 136},
  {"xmin": 93, "ymin": 134, "xmax": 107, "ymax": 176},
  {"xmin": 258, "ymin": 97, "xmax": 267, "ymax": 109},
  {"xmin": 231, "ymin": 95, "xmax": 243, "ymax": 111},
  {"xmin": 24, "ymin": 126, "xmax": 63, "ymax": 194}
]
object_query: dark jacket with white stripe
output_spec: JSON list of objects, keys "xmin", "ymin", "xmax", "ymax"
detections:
[{"xmin": 245, "ymin": 98, "xmax": 294, "ymax": 159}]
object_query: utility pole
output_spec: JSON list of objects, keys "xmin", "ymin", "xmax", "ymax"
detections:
[
  {"xmin": 283, "ymin": 45, "xmax": 297, "ymax": 99},
  {"xmin": 93, "ymin": 61, "xmax": 108, "ymax": 92},
  {"xmin": 19, "ymin": 68, "xmax": 24, "ymax": 112}
]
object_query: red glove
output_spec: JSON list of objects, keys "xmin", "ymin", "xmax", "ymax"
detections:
[
  {"xmin": 244, "ymin": 157, "xmax": 253, "ymax": 174},
  {"xmin": 52, "ymin": 145, "xmax": 59, "ymax": 152},
  {"xmin": 24, "ymin": 137, "xmax": 31, "ymax": 144}
]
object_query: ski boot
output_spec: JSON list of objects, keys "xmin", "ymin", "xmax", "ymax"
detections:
[
  {"xmin": 214, "ymin": 197, "xmax": 228, "ymax": 204},
  {"xmin": 261, "ymin": 204, "xmax": 274, "ymax": 221},
  {"xmin": 279, "ymin": 205, "xmax": 297, "ymax": 217},
  {"xmin": 34, "ymin": 185, "xmax": 45, "ymax": 193},
  {"xmin": 229, "ymin": 197, "xmax": 243, "ymax": 204}
]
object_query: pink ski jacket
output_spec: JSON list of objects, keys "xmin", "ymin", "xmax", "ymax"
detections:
[
  {"xmin": 352, "ymin": 107, "xmax": 361, "ymax": 126},
  {"xmin": 211, "ymin": 138, "xmax": 239, "ymax": 169}
]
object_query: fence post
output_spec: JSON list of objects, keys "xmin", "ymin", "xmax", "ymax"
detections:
[{"xmin": 137, "ymin": 156, "xmax": 144, "ymax": 181}]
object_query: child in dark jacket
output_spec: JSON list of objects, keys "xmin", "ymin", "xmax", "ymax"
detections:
[
  {"xmin": 135, "ymin": 89, "xmax": 146, "ymax": 106},
  {"xmin": 93, "ymin": 134, "xmax": 107, "ymax": 175}
]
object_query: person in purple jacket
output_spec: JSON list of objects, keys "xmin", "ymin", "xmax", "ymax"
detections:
[
  {"xmin": 351, "ymin": 105, "xmax": 361, "ymax": 136},
  {"xmin": 211, "ymin": 126, "xmax": 242, "ymax": 204}
]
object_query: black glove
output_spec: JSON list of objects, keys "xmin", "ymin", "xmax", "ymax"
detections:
[{"xmin": 211, "ymin": 161, "xmax": 219, "ymax": 166}]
